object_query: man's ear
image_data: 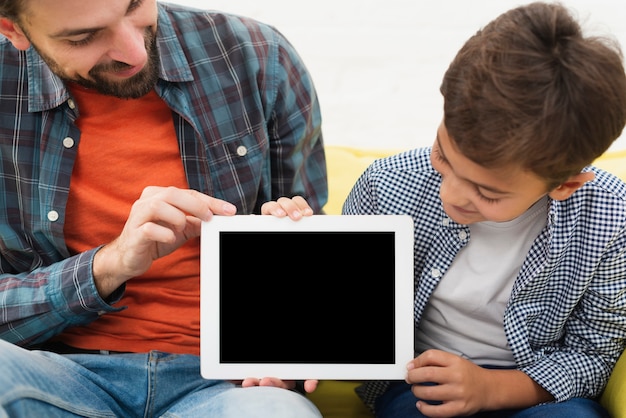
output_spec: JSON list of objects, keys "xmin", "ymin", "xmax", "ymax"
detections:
[
  {"xmin": 548, "ymin": 171, "xmax": 595, "ymax": 201},
  {"xmin": 0, "ymin": 18, "xmax": 31, "ymax": 51}
]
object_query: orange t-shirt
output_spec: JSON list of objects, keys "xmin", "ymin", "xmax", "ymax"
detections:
[{"xmin": 60, "ymin": 84, "xmax": 201, "ymax": 355}]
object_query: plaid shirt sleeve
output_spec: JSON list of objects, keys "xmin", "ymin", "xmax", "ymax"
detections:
[
  {"xmin": 0, "ymin": 4, "xmax": 327, "ymax": 346},
  {"xmin": 0, "ymin": 45, "xmax": 127, "ymax": 345},
  {"xmin": 156, "ymin": 5, "xmax": 328, "ymax": 214}
]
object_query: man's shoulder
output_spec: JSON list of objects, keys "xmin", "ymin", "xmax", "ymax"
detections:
[
  {"xmin": 158, "ymin": 2, "xmax": 278, "ymax": 41},
  {"xmin": 0, "ymin": 38, "xmax": 32, "ymax": 91},
  {"xmin": 0, "ymin": 35, "xmax": 22, "ymax": 58}
]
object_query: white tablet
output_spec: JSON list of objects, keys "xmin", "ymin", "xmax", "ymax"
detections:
[{"xmin": 200, "ymin": 214, "xmax": 415, "ymax": 380}]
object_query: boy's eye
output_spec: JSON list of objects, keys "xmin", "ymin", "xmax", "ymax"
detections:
[
  {"xmin": 476, "ymin": 190, "xmax": 500, "ymax": 204},
  {"xmin": 434, "ymin": 144, "xmax": 502, "ymax": 204},
  {"xmin": 433, "ymin": 147, "xmax": 448, "ymax": 164},
  {"xmin": 478, "ymin": 194, "xmax": 500, "ymax": 204}
]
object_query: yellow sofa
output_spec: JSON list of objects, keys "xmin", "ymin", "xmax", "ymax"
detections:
[{"xmin": 310, "ymin": 145, "xmax": 626, "ymax": 418}]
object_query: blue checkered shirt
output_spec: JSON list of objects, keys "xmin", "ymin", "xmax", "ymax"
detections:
[
  {"xmin": 344, "ymin": 147, "xmax": 626, "ymax": 404},
  {"xmin": 0, "ymin": 3, "xmax": 327, "ymax": 346}
]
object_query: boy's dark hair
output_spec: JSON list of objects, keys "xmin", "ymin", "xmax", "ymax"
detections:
[{"xmin": 441, "ymin": 1, "xmax": 626, "ymax": 188}]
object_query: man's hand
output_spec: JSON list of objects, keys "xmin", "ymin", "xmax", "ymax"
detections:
[
  {"xmin": 240, "ymin": 377, "xmax": 318, "ymax": 393},
  {"xmin": 93, "ymin": 186, "xmax": 237, "ymax": 297}
]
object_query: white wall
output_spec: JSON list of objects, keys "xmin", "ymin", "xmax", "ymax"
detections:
[{"xmin": 165, "ymin": 0, "xmax": 626, "ymax": 152}]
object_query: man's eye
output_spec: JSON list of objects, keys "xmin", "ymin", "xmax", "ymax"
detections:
[
  {"xmin": 128, "ymin": 0, "xmax": 144, "ymax": 13},
  {"xmin": 67, "ymin": 33, "xmax": 97, "ymax": 47}
]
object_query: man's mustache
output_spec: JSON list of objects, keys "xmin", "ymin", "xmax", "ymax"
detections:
[{"xmin": 90, "ymin": 61, "xmax": 134, "ymax": 75}]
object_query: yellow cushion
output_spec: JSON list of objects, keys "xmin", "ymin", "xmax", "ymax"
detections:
[
  {"xmin": 595, "ymin": 150, "xmax": 626, "ymax": 418},
  {"xmin": 306, "ymin": 381, "xmax": 373, "ymax": 418},
  {"xmin": 593, "ymin": 149, "xmax": 626, "ymax": 181},
  {"xmin": 316, "ymin": 145, "xmax": 626, "ymax": 418},
  {"xmin": 314, "ymin": 146, "xmax": 396, "ymax": 417},
  {"xmin": 323, "ymin": 145, "xmax": 626, "ymax": 214},
  {"xmin": 601, "ymin": 350, "xmax": 626, "ymax": 417},
  {"xmin": 322, "ymin": 146, "xmax": 397, "ymax": 215}
]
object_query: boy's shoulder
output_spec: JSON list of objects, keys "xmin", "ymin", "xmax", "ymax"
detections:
[
  {"xmin": 587, "ymin": 165, "xmax": 626, "ymax": 201},
  {"xmin": 370, "ymin": 147, "xmax": 434, "ymax": 172}
]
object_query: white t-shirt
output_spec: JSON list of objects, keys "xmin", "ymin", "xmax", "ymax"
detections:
[{"xmin": 415, "ymin": 196, "xmax": 548, "ymax": 366}]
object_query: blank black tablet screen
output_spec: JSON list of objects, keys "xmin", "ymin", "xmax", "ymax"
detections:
[{"xmin": 218, "ymin": 231, "xmax": 396, "ymax": 364}]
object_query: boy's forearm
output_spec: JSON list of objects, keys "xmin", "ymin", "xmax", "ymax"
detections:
[{"xmin": 484, "ymin": 369, "xmax": 554, "ymax": 410}]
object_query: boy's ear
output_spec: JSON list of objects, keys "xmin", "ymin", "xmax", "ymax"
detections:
[
  {"xmin": 548, "ymin": 171, "xmax": 595, "ymax": 201},
  {"xmin": 0, "ymin": 18, "xmax": 31, "ymax": 51}
]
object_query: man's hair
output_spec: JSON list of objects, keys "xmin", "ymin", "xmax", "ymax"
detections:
[
  {"xmin": 0, "ymin": 0, "xmax": 24, "ymax": 20},
  {"xmin": 441, "ymin": 1, "xmax": 626, "ymax": 187}
]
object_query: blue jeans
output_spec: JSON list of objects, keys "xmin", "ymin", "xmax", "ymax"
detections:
[
  {"xmin": 375, "ymin": 381, "xmax": 609, "ymax": 418},
  {"xmin": 0, "ymin": 339, "xmax": 321, "ymax": 418}
]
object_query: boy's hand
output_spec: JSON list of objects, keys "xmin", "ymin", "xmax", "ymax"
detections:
[
  {"xmin": 405, "ymin": 349, "xmax": 489, "ymax": 417},
  {"xmin": 406, "ymin": 349, "xmax": 552, "ymax": 417},
  {"xmin": 261, "ymin": 196, "xmax": 314, "ymax": 220}
]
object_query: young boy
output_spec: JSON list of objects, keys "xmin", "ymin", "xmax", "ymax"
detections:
[{"xmin": 268, "ymin": 1, "xmax": 626, "ymax": 417}]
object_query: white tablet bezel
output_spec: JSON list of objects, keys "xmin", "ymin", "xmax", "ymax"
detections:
[{"xmin": 200, "ymin": 214, "xmax": 414, "ymax": 380}]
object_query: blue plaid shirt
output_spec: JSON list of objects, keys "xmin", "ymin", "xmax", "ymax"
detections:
[
  {"xmin": 344, "ymin": 147, "xmax": 626, "ymax": 402},
  {"xmin": 0, "ymin": 3, "xmax": 326, "ymax": 346}
]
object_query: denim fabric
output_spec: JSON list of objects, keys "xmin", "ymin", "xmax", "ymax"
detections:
[
  {"xmin": 375, "ymin": 381, "xmax": 609, "ymax": 418},
  {"xmin": 0, "ymin": 340, "xmax": 321, "ymax": 418}
]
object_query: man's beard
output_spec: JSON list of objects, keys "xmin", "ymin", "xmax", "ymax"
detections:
[{"xmin": 36, "ymin": 27, "xmax": 160, "ymax": 99}]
